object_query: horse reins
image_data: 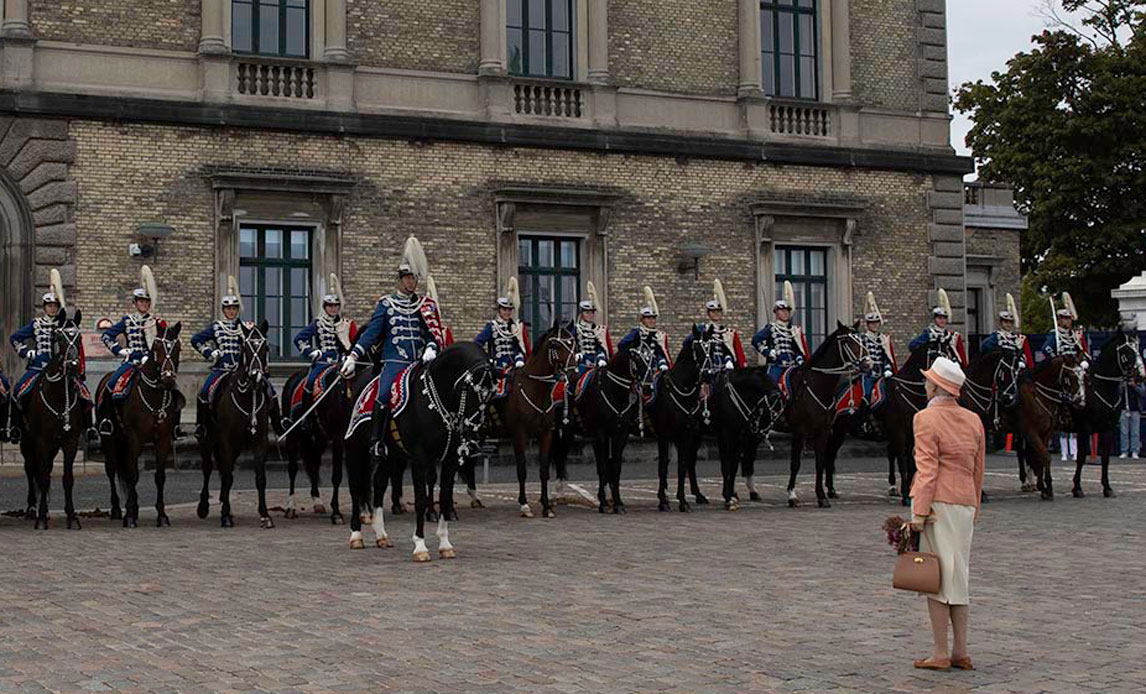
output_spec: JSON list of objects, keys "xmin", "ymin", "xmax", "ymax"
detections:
[
  {"xmin": 136, "ymin": 333, "xmax": 180, "ymax": 422},
  {"xmin": 419, "ymin": 361, "xmax": 497, "ymax": 464},
  {"xmin": 39, "ymin": 326, "xmax": 84, "ymax": 432}
]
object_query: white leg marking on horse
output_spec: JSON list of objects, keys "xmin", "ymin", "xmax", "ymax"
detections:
[
  {"xmin": 286, "ymin": 493, "xmax": 296, "ymax": 511},
  {"xmin": 554, "ymin": 478, "xmax": 566, "ymax": 498},
  {"xmin": 788, "ymin": 489, "xmax": 798, "ymax": 501},
  {"xmin": 436, "ymin": 517, "xmax": 454, "ymax": 553},
  {"xmin": 467, "ymin": 487, "xmax": 479, "ymax": 502},
  {"xmin": 349, "ymin": 530, "xmax": 364, "ymax": 549},
  {"xmin": 412, "ymin": 535, "xmax": 430, "ymax": 561},
  {"xmin": 371, "ymin": 505, "xmax": 386, "ymax": 539},
  {"xmin": 746, "ymin": 475, "xmax": 757, "ymax": 494},
  {"xmin": 312, "ymin": 495, "xmax": 324, "ymax": 513}
]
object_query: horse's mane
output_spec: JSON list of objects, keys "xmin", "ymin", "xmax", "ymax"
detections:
[{"xmin": 807, "ymin": 324, "xmax": 850, "ymax": 364}]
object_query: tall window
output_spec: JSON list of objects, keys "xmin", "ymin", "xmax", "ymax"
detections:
[
  {"xmin": 518, "ymin": 236, "xmax": 580, "ymax": 343},
  {"xmin": 239, "ymin": 224, "xmax": 312, "ymax": 360},
  {"xmin": 508, "ymin": 0, "xmax": 574, "ymax": 79},
  {"xmin": 760, "ymin": 0, "xmax": 818, "ymax": 99},
  {"xmin": 967, "ymin": 287, "xmax": 983, "ymax": 338},
  {"xmin": 776, "ymin": 246, "xmax": 828, "ymax": 350},
  {"xmin": 233, "ymin": 0, "xmax": 310, "ymax": 58}
]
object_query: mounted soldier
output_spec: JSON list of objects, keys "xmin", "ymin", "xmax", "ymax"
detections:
[
  {"xmin": 1041, "ymin": 292, "xmax": 1090, "ymax": 369},
  {"xmin": 191, "ymin": 276, "xmax": 282, "ymax": 438},
  {"xmin": 980, "ymin": 293, "xmax": 1034, "ymax": 369},
  {"xmin": 859, "ymin": 291, "xmax": 897, "ymax": 405},
  {"xmin": 474, "ymin": 277, "xmax": 529, "ymax": 399},
  {"xmin": 752, "ymin": 280, "xmax": 809, "ymax": 384},
  {"xmin": 98, "ymin": 265, "xmax": 162, "ymax": 435},
  {"xmin": 688, "ymin": 278, "xmax": 747, "ymax": 373},
  {"xmin": 569, "ymin": 281, "xmax": 612, "ymax": 376},
  {"xmin": 287, "ymin": 274, "xmax": 358, "ymax": 427},
  {"xmin": 617, "ymin": 286, "xmax": 671, "ymax": 374},
  {"xmin": 339, "ymin": 236, "xmax": 446, "ymax": 458},
  {"xmin": 10, "ymin": 269, "xmax": 94, "ymax": 442},
  {"xmin": 909, "ymin": 288, "xmax": 967, "ymax": 368}
]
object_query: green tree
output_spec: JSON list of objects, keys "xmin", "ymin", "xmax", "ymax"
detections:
[{"xmin": 954, "ymin": 1, "xmax": 1146, "ymax": 327}]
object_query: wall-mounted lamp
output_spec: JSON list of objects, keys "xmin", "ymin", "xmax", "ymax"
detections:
[
  {"xmin": 129, "ymin": 222, "xmax": 175, "ymax": 259},
  {"xmin": 677, "ymin": 240, "xmax": 712, "ymax": 280}
]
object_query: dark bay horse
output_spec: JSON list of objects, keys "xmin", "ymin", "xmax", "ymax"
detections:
[
  {"xmin": 865, "ymin": 345, "xmax": 933, "ymax": 505},
  {"xmin": 97, "ymin": 321, "xmax": 184, "ymax": 527},
  {"xmin": 1069, "ymin": 331, "xmax": 1144, "ymax": 498},
  {"xmin": 648, "ymin": 328, "xmax": 709, "ymax": 512},
  {"xmin": 488, "ymin": 325, "xmax": 577, "ymax": 519},
  {"xmin": 1015, "ymin": 354, "xmax": 1086, "ymax": 500},
  {"xmin": 279, "ymin": 365, "xmax": 348, "ymax": 524},
  {"xmin": 348, "ymin": 343, "xmax": 495, "ymax": 561},
  {"xmin": 575, "ymin": 346, "xmax": 643, "ymax": 514},
  {"xmin": 196, "ymin": 320, "xmax": 274, "ymax": 528},
  {"xmin": 711, "ymin": 366, "xmax": 783, "ymax": 510},
  {"xmin": 777, "ymin": 323, "xmax": 870, "ymax": 508},
  {"xmin": 21, "ymin": 310, "xmax": 87, "ymax": 529}
]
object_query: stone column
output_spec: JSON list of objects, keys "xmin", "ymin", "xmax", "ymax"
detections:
[
  {"xmin": 1, "ymin": 0, "xmax": 31, "ymax": 38},
  {"xmin": 737, "ymin": 0, "xmax": 761, "ymax": 97},
  {"xmin": 587, "ymin": 0, "xmax": 609, "ymax": 84},
  {"xmin": 323, "ymin": 0, "xmax": 350, "ymax": 62},
  {"xmin": 479, "ymin": 0, "xmax": 506, "ymax": 75},
  {"xmin": 198, "ymin": 0, "xmax": 227, "ymax": 54},
  {"xmin": 830, "ymin": 0, "xmax": 852, "ymax": 100}
]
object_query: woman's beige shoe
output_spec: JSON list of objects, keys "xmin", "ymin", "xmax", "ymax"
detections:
[
  {"xmin": 951, "ymin": 656, "xmax": 975, "ymax": 670},
  {"xmin": 913, "ymin": 658, "xmax": 952, "ymax": 670}
]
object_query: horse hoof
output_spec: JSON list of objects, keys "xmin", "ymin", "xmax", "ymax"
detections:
[
  {"xmin": 749, "ymin": 492, "xmax": 763, "ymax": 502},
  {"xmin": 694, "ymin": 494, "xmax": 709, "ymax": 505},
  {"xmin": 445, "ymin": 509, "xmax": 459, "ymax": 522},
  {"xmin": 157, "ymin": 515, "xmax": 170, "ymax": 528},
  {"xmin": 34, "ymin": 519, "xmax": 45, "ymax": 530},
  {"xmin": 613, "ymin": 504, "xmax": 626, "ymax": 515},
  {"xmin": 1020, "ymin": 483, "xmax": 1034, "ymax": 493},
  {"xmin": 221, "ymin": 515, "xmax": 234, "ymax": 528},
  {"xmin": 196, "ymin": 500, "xmax": 209, "ymax": 519},
  {"xmin": 376, "ymin": 536, "xmax": 394, "ymax": 548},
  {"xmin": 331, "ymin": 513, "xmax": 345, "ymax": 526},
  {"xmin": 349, "ymin": 537, "xmax": 365, "ymax": 549},
  {"xmin": 24, "ymin": 508, "xmax": 35, "ymax": 521},
  {"xmin": 1103, "ymin": 488, "xmax": 1116, "ymax": 498},
  {"xmin": 678, "ymin": 502, "xmax": 691, "ymax": 513},
  {"xmin": 1072, "ymin": 488, "xmax": 1085, "ymax": 499},
  {"xmin": 313, "ymin": 504, "xmax": 326, "ymax": 515},
  {"xmin": 110, "ymin": 508, "xmax": 123, "ymax": 521},
  {"xmin": 67, "ymin": 517, "xmax": 81, "ymax": 530},
  {"xmin": 827, "ymin": 489, "xmax": 839, "ymax": 500},
  {"xmin": 725, "ymin": 500, "xmax": 740, "ymax": 512},
  {"xmin": 284, "ymin": 508, "xmax": 298, "ymax": 519},
  {"xmin": 412, "ymin": 551, "xmax": 431, "ymax": 563},
  {"xmin": 261, "ymin": 517, "xmax": 275, "ymax": 529},
  {"xmin": 391, "ymin": 504, "xmax": 406, "ymax": 516},
  {"xmin": 520, "ymin": 505, "xmax": 534, "ymax": 519},
  {"xmin": 127, "ymin": 517, "xmax": 138, "ymax": 528},
  {"xmin": 597, "ymin": 503, "xmax": 608, "ymax": 514},
  {"xmin": 817, "ymin": 498, "xmax": 831, "ymax": 508},
  {"xmin": 439, "ymin": 547, "xmax": 457, "ymax": 559},
  {"xmin": 657, "ymin": 500, "xmax": 670, "ymax": 512},
  {"xmin": 470, "ymin": 498, "xmax": 484, "ymax": 509},
  {"xmin": 888, "ymin": 486, "xmax": 898, "ymax": 497},
  {"xmin": 543, "ymin": 507, "xmax": 556, "ymax": 519},
  {"xmin": 787, "ymin": 498, "xmax": 798, "ymax": 508},
  {"xmin": 1041, "ymin": 490, "xmax": 1054, "ymax": 501}
]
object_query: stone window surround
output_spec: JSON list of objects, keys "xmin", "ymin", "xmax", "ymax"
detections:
[
  {"xmin": 966, "ymin": 256, "xmax": 1005, "ymax": 334},
  {"xmin": 751, "ymin": 198, "xmax": 865, "ymax": 339},
  {"xmin": 738, "ymin": 0, "xmax": 852, "ymax": 102},
  {"xmin": 209, "ymin": 171, "xmax": 355, "ymax": 328},
  {"xmin": 201, "ymin": 0, "xmax": 345, "ymax": 62},
  {"xmin": 493, "ymin": 186, "xmax": 619, "ymax": 323},
  {"xmin": 481, "ymin": 0, "xmax": 595, "ymax": 84}
]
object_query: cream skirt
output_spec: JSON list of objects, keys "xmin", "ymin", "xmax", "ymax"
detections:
[{"xmin": 919, "ymin": 501, "xmax": 975, "ymax": 605}]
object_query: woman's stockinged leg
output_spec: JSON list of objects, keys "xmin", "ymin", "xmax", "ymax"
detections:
[
  {"xmin": 927, "ymin": 598, "xmax": 950, "ymax": 660},
  {"xmin": 949, "ymin": 605, "xmax": 969, "ymax": 660}
]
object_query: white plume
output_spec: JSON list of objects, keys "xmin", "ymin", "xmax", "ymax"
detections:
[
  {"xmin": 1006, "ymin": 292, "xmax": 1019, "ymax": 329},
  {"xmin": 713, "ymin": 278, "xmax": 728, "ymax": 312},
  {"xmin": 938, "ymin": 287, "xmax": 952, "ymax": 318},
  {"xmin": 50, "ymin": 268, "xmax": 66, "ymax": 311},
  {"xmin": 642, "ymin": 285, "xmax": 659, "ymax": 316},
  {"xmin": 141, "ymin": 265, "xmax": 158, "ymax": 313},
  {"xmin": 402, "ymin": 236, "xmax": 430, "ymax": 280},
  {"xmin": 507, "ymin": 276, "xmax": 521, "ymax": 314}
]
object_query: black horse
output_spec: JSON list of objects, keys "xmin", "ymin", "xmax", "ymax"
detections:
[
  {"xmin": 1069, "ymin": 330, "xmax": 1144, "ymax": 498},
  {"xmin": 777, "ymin": 323, "xmax": 870, "ymax": 508},
  {"xmin": 21, "ymin": 310, "xmax": 87, "ymax": 529},
  {"xmin": 279, "ymin": 365, "xmax": 348, "ymax": 524},
  {"xmin": 648, "ymin": 327, "xmax": 710, "ymax": 512},
  {"xmin": 346, "ymin": 343, "xmax": 496, "ymax": 561},
  {"xmin": 574, "ymin": 346, "xmax": 643, "ymax": 514}
]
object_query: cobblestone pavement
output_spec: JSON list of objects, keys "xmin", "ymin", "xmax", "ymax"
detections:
[{"xmin": 1, "ymin": 459, "xmax": 1143, "ymax": 694}]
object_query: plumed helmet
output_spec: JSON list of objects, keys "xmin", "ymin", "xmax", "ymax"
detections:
[
  {"xmin": 1062, "ymin": 292, "xmax": 1079, "ymax": 320},
  {"xmin": 221, "ymin": 275, "xmax": 241, "ymax": 311},
  {"xmin": 135, "ymin": 265, "xmax": 157, "ymax": 308},
  {"xmin": 400, "ymin": 236, "xmax": 429, "ymax": 280},
  {"xmin": 43, "ymin": 268, "xmax": 65, "ymax": 308},
  {"xmin": 640, "ymin": 286, "xmax": 659, "ymax": 318},
  {"xmin": 711, "ymin": 278, "xmax": 728, "ymax": 312},
  {"xmin": 933, "ymin": 288, "xmax": 952, "ymax": 318},
  {"xmin": 322, "ymin": 273, "xmax": 343, "ymax": 306},
  {"xmin": 864, "ymin": 291, "xmax": 882, "ymax": 323},
  {"xmin": 497, "ymin": 296, "xmax": 513, "ymax": 310}
]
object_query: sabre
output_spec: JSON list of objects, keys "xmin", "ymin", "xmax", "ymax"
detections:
[
  {"xmin": 1050, "ymin": 296, "xmax": 1060, "ymax": 355},
  {"xmin": 279, "ymin": 368, "xmax": 346, "ymax": 439}
]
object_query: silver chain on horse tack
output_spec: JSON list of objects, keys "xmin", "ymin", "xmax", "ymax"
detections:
[{"xmin": 422, "ymin": 363, "xmax": 496, "ymax": 464}]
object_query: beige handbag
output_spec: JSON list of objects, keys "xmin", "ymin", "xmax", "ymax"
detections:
[{"xmin": 892, "ymin": 529, "xmax": 940, "ymax": 594}]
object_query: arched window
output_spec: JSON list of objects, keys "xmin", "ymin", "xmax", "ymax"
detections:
[
  {"xmin": 760, "ymin": 0, "xmax": 818, "ymax": 99},
  {"xmin": 507, "ymin": 0, "xmax": 575, "ymax": 80},
  {"xmin": 233, "ymin": 0, "xmax": 310, "ymax": 58}
]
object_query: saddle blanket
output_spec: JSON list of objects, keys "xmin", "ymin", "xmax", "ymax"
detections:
[
  {"xmin": 835, "ymin": 381, "xmax": 864, "ymax": 415},
  {"xmin": 389, "ymin": 364, "xmax": 416, "ymax": 416},
  {"xmin": 20, "ymin": 372, "xmax": 91, "ymax": 403},
  {"xmin": 111, "ymin": 367, "xmax": 139, "ymax": 401},
  {"xmin": 641, "ymin": 371, "xmax": 663, "ymax": 406},
  {"xmin": 312, "ymin": 365, "xmax": 339, "ymax": 400},
  {"xmin": 203, "ymin": 371, "xmax": 231, "ymax": 407},
  {"xmin": 493, "ymin": 368, "xmax": 513, "ymax": 400},
  {"xmin": 574, "ymin": 368, "xmax": 596, "ymax": 402},
  {"xmin": 343, "ymin": 365, "xmax": 417, "ymax": 440},
  {"xmin": 776, "ymin": 366, "xmax": 798, "ymax": 402},
  {"xmin": 289, "ymin": 377, "xmax": 307, "ymax": 414}
]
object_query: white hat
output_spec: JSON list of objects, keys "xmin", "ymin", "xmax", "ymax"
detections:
[
  {"xmin": 922, "ymin": 356, "xmax": 965, "ymax": 396},
  {"xmin": 497, "ymin": 296, "xmax": 513, "ymax": 310},
  {"xmin": 773, "ymin": 299, "xmax": 791, "ymax": 311},
  {"xmin": 932, "ymin": 306, "xmax": 949, "ymax": 318},
  {"xmin": 705, "ymin": 299, "xmax": 722, "ymax": 311},
  {"xmin": 640, "ymin": 286, "xmax": 659, "ymax": 318},
  {"xmin": 42, "ymin": 292, "xmax": 60, "ymax": 305},
  {"xmin": 640, "ymin": 306, "xmax": 656, "ymax": 318},
  {"xmin": 578, "ymin": 299, "xmax": 595, "ymax": 312}
]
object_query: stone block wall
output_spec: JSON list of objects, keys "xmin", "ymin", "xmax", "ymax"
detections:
[{"xmin": 966, "ymin": 226, "xmax": 1022, "ymax": 317}]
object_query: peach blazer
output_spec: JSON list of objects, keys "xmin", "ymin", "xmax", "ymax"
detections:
[{"xmin": 910, "ymin": 396, "xmax": 986, "ymax": 516}]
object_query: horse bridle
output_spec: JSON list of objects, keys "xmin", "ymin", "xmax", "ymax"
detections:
[
  {"xmin": 520, "ymin": 327, "xmax": 577, "ymax": 419},
  {"xmin": 231, "ymin": 327, "xmax": 270, "ymax": 435},
  {"xmin": 723, "ymin": 378, "xmax": 783, "ymax": 438},
  {"xmin": 1088, "ymin": 336, "xmax": 1143, "ymax": 411},
  {"xmin": 961, "ymin": 350, "xmax": 1021, "ymax": 427},
  {"xmin": 137, "ymin": 332, "xmax": 180, "ymax": 421},
  {"xmin": 803, "ymin": 332, "xmax": 870, "ymax": 413},
  {"xmin": 1032, "ymin": 357, "xmax": 1085, "ymax": 417},
  {"xmin": 40, "ymin": 323, "xmax": 84, "ymax": 432},
  {"xmin": 420, "ymin": 360, "xmax": 498, "ymax": 463}
]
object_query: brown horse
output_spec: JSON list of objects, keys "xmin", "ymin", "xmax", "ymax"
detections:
[
  {"xmin": 1015, "ymin": 354, "xmax": 1086, "ymax": 500},
  {"xmin": 21, "ymin": 310, "xmax": 87, "ymax": 529},
  {"xmin": 278, "ymin": 365, "xmax": 348, "ymax": 524},
  {"xmin": 97, "ymin": 321, "xmax": 184, "ymax": 527},
  {"xmin": 196, "ymin": 320, "xmax": 274, "ymax": 528},
  {"xmin": 487, "ymin": 324, "xmax": 577, "ymax": 519}
]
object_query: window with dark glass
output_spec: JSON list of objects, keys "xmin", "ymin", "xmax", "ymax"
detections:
[
  {"xmin": 760, "ymin": 0, "xmax": 818, "ymax": 99},
  {"xmin": 238, "ymin": 224, "xmax": 312, "ymax": 360},
  {"xmin": 507, "ymin": 0, "xmax": 574, "ymax": 79},
  {"xmin": 518, "ymin": 236, "xmax": 580, "ymax": 343},
  {"xmin": 775, "ymin": 246, "xmax": 828, "ymax": 351},
  {"xmin": 233, "ymin": 0, "xmax": 309, "ymax": 58},
  {"xmin": 967, "ymin": 287, "xmax": 983, "ymax": 338}
]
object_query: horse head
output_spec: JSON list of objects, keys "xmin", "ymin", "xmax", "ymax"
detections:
[
  {"xmin": 1057, "ymin": 355, "xmax": 1087, "ymax": 407},
  {"xmin": 51, "ymin": 309, "xmax": 84, "ymax": 379},
  {"xmin": 1106, "ymin": 328, "xmax": 1145, "ymax": 380},
  {"xmin": 541, "ymin": 322, "xmax": 578, "ymax": 380},
  {"xmin": 239, "ymin": 319, "xmax": 271, "ymax": 387},
  {"xmin": 149, "ymin": 321, "xmax": 182, "ymax": 389},
  {"xmin": 811, "ymin": 321, "xmax": 870, "ymax": 376}
]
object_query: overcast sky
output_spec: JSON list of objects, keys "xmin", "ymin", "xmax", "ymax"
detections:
[{"xmin": 947, "ymin": 0, "xmax": 1074, "ymax": 157}]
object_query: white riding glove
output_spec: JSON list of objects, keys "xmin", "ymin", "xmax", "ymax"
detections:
[
  {"xmin": 659, "ymin": 364, "xmax": 669, "ymax": 372},
  {"xmin": 209, "ymin": 349, "xmax": 221, "ymax": 363},
  {"xmin": 308, "ymin": 349, "xmax": 322, "ymax": 361},
  {"xmin": 883, "ymin": 369, "xmax": 893, "ymax": 378},
  {"xmin": 423, "ymin": 345, "xmax": 438, "ymax": 363},
  {"xmin": 597, "ymin": 358, "xmax": 607, "ymax": 368},
  {"xmin": 724, "ymin": 359, "xmax": 735, "ymax": 371},
  {"xmin": 340, "ymin": 354, "xmax": 357, "ymax": 378},
  {"xmin": 1080, "ymin": 360, "xmax": 1090, "ymax": 371},
  {"xmin": 122, "ymin": 350, "xmax": 135, "ymax": 364},
  {"xmin": 24, "ymin": 349, "xmax": 36, "ymax": 360},
  {"xmin": 514, "ymin": 358, "xmax": 525, "ymax": 369}
]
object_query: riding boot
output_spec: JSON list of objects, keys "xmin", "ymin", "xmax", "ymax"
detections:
[
  {"xmin": 267, "ymin": 388, "xmax": 286, "ymax": 437},
  {"xmin": 370, "ymin": 407, "xmax": 391, "ymax": 461},
  {"xmin": 195, "ymin": 398, "xmax": 208, "ymax": 440},
  {"xmin": 83, "ymin": 402, "xmax": 99, "ymax": 442},
  {"xmin": 96, "ymin": 398, "xmax": 115, "ymax": 436},
  {"xmin": 8, "ymin": 402, "xmax": 23, "ymax": 444}
]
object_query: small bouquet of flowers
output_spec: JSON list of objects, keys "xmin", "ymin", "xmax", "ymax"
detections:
[{"xmin": 882, "ymin": 514, "xmax": 914, "ymax": 555}]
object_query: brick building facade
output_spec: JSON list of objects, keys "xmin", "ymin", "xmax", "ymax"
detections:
[{"xmin": 0, "ymin": 1, "xmax": 1008, "ymax": 386}]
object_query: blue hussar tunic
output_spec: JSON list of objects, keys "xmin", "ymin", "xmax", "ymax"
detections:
[
  {"xmin": 1041, "ymin": 327, "xmax": 1088, "ymax": 360},
  {"xmin": 10, "ymin": 316, "xmax": 59, "ymax": 400},
  {"xmin": 571, "ymin": 319, "xmax": 609, "ymax": 374},
  {"xmin": 474, "ymin": 318, "xmax": 526, "ymax": 371},
  {"xmin": 101, "ymin": 312, "xmax": 154, "ymax": 400},
  {"xmin": 752, "ymin": 321, "xmax": 807, "ymax": 383},
  {"xmin": 683, "ymin": 323, "xmax": 744, "ymax": 373},
  {"xmin": 617, "ymin": 326, "xmax": 669, "ymax": 371},
  {"xmin": 351, "ymin": 292, "xmax": 442, "ymax": 408},
  {"xmin": 909, "ymin": 324, "xmax": 967, "ymax": 367},
  {"xmin": 860, "ymin": 330, "xmax": 895, "ymax": 401},
  {"xmin": 981, "ymin": 330, "xmax": 1034, "ymax": 369},
  {"xmin": 190, "ymin": 318, "xmax": 248, "ymax": 402},
  {"xmin": 294, "ymin": 315, "xmax": 357, "ymax": 393}
]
